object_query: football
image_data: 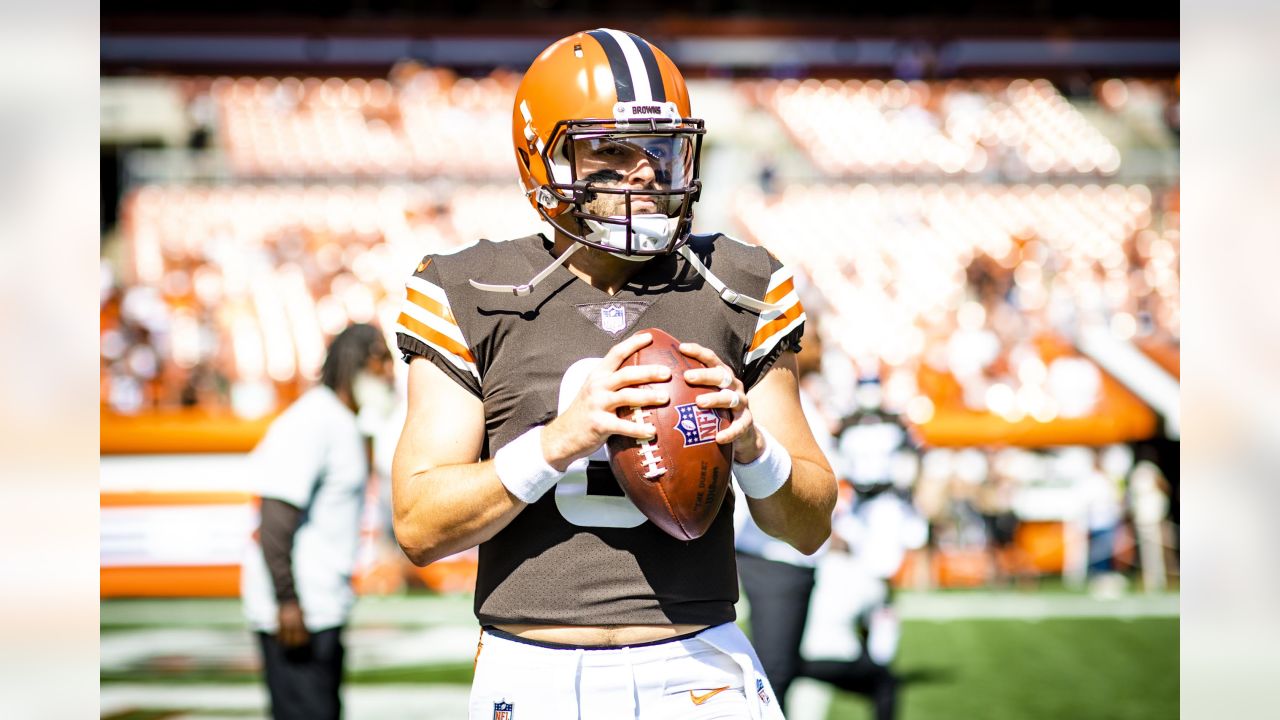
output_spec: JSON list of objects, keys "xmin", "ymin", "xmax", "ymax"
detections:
[{"xmin": 607, "ymin": 328, "xmax": 733, "ymax": 541}]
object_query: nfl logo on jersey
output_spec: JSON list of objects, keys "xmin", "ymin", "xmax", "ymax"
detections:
[
  {"xmin": 600, "ymin": 304, "xmax": 626, "ymax": 334},
  {"xmin": 756, "ymin": 678, "xmax": 771, "ymax": 705},
  {"xmin": 674, "ymin": 403, "xmax": 719, "ymax": 447},
  {"xmin": 493, "ymin": 700, "xmax": 514, "ymax": 719}
]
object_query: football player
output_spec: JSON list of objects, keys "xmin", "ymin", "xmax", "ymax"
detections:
[{"xmin": 391, "ymin": 29, "xmax": 836, "ymax": 720}]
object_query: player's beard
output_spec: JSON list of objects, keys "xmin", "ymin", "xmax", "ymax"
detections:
[{"xmin": 583, "ymin": 187, "xmax": 671, "ymax": 218}]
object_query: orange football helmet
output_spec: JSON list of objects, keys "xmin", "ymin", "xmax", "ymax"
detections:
[{"xmin": 511, "ymin": 28, "xmax": 705, "ymax": 257}]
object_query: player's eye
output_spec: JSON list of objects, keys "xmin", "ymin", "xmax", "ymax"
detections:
[{"xmin": 640, "ymin": 142, "xmax": 668, "ymax": 160}]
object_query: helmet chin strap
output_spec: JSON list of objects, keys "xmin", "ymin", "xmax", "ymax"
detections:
[
  {"xmin": 470, "ymin": 214, "xmax": 786, "ymax": 315},
  {"xmin": 469, "ymin": 213, "xmax": 669, "ymax": 295},
  {"xmin": 469, "ymin": 241, "xmax": 583, "ymax": 296},
  {"xmin": 676, "ymin": 245, "xmax": 788, "ymax": 313}
]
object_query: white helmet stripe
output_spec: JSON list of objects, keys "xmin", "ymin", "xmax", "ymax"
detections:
[{"xmin": 599, "ymin": 28, "xmax": 653, "ymax": 102}]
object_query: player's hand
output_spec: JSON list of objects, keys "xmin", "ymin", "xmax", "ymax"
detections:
[
  {"xmin": 277, "ymin": 599, "xmax": 310, "ymax": 648},
  {"xmin": 678, "ymin": 342, "xmax": 763, "ymax": 464},
  {"xmin": 542, "ymin": 332, "xmax": 672, "ymax": 472}
]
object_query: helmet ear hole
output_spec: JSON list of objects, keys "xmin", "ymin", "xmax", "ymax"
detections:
[{"xmin": 517, "ymin": 148, "xmax": 531, "ymax": 171}]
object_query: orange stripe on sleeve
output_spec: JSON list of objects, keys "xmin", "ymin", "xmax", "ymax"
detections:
[
  {"xmin": 749, "ymin": 301, "xmax": 804, "ymax": 352},
  {"xmin": 397, "ymin": 312, "xmax": 476, "ymax": 363},
  {"xmin": 763, "ymin": 277, "xmax": 795, "ymax": 305},
  {"xmin": 405, "ymin": 287, "xmax": 458, "ymax": 326}
]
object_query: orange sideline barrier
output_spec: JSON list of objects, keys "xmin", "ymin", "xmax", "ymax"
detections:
[
  {"xmin": 933, "ymin": 549, "xmax": 990, "ymax": 588},
  {"xmin": 1135, "ymin": 338, "xmax": 1180, "ymax": 379},
  {"xmin": 415, "ymin": 559, "xmax": 479, "ymax": 594},
  {"xmin": 101, "ymin": 408, "xmax": 275, "ymax": 454},
  {"xmin": 101, "ymin": 491, "xmax": 255, "ymax": 507},
  {"xmin": 102, "ymin": 561, "xmax": 475, "ymax": 598},
  {"xmin": 1014, "ymin": 520, "xmax": 1066, "ymax": 574},
  {"xmin": 101, "ymin": 489, "xmax": 255, "ymax": 598},
  {"xmin": 102, "ymin": 565, "xmax": 242, "ymax": 598},
  {"xmin": 890, "ymin": 548, "xmax": 921, "ymax": 589},
  {"xmin": 915, "ymin": 334, "xmax": 1158, "ymax": 447},
  {"xmin": 917, "ymin": 401, "xmax": 1155, "ymax": 447}
]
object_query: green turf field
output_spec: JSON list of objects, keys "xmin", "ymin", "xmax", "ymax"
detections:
[
  {"xmin": 100, "ymin": 594, "xmax": 1178, "ymax": 719},
  {"xmin": 828, "ymin": 618, "xmax": 1178, "ymax": 720}
]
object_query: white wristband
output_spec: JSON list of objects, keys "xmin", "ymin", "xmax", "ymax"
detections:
[
  {"xmin": 493, "ymin": 426, "xmax": 564, "ymax": 504},
  {"xmin": 733, "ymin": 427, "xmax": 792, "ymax": 499}
]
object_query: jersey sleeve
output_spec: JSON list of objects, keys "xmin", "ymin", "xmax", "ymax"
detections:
[
  {"xmin": 740, "ymin": 252, "xmax": 805, "ymax": 390},
  {"xmin": 395, "ymin": 256, "xmax": 483, "ymax": 398}
]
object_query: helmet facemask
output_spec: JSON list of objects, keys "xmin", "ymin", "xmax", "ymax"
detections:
[{"xmin": 535, "ymin": 116, "xmax": 705, "ymax": 258}]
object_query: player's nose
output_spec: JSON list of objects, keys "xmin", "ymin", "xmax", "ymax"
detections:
[{"xmin": 626, "ymin": 155, "xmax": 658, "ymax": 187}]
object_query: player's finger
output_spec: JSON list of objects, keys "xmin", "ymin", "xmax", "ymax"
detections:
[
  {"xmin": 683, "ymin": 366, "xmax": 737, "ymax": 389},
  {"xmin": 696, "ymin": 389, "xmax": 742, "ymax": 410},
  {"xmin": 678, "ymin": 342, "xmax": 727, "ymax": 369},
  {"xmin": 716, "ymin": 413, "xmax": 753, "ymax": 445},
  {"xmin": 601, "ymin": 332, "xmax": 654, "ymax": 370},
  {"xmin": 607, "ymin": 364, "xmax": 671, "ymax": 390},
  {"xmin": 600, "ymin": 411, "xmax": 657, "ymax": 439},
  {"xmin": 608, "ymin": 387, "xmax": 670, "ymax": 409}
]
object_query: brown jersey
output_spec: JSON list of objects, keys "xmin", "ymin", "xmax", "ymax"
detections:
[{"xmin": 395, "ymin": 233, "xmax": 805, "ymax": 626}]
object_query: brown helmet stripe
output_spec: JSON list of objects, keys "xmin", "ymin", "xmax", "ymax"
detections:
[{"xmin": 587, "ymin": 29, "xmax": 636, "ymax": 102}]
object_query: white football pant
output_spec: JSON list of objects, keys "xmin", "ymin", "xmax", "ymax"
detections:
[{"xmin": 469, "ymin": 623, "xmax": 785, "ymax": 720}]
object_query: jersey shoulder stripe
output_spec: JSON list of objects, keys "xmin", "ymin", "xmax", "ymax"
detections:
[
  {"xmin": 396, "ymin": 266, "xmax": 479, "ymax": 381},
  {"xmin": 745, "ymin": 264, "xmax": 805, "ymax": 364},
  {"xmin": 405, "ymin": 277, "xmax": 458, "ymax": 326}
]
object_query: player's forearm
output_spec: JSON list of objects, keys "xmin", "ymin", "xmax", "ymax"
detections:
[
  {"xmin": 745, "ymin": 456, "xmax": 836, "ymax": 555},
  {"xmin": 392, "ymin": 461, "xmax": 526, "ymax": 566}
]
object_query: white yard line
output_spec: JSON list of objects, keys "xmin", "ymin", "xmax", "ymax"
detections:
[
  {"xmin": 102, "ymin": 625, "xmax": 482, "ymax": 672},
  {"xmin": 101, "ymin": 683, "xmax": 470, "ymax": 719},
  {"xmin": 101, "ymin": 594, "xmax": 477, "ymax": 627}
]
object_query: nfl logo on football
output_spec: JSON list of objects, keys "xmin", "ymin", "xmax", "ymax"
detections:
[
  {"xmin": 674, "ymin": 403, "xmax": 719, "ymax": 446},
  {"xmin": 493, "ymin": 700, "xmax": 514, "ymax": 719},
  {"xmin": 600, "ymin": 304, "xmax": 626, "ymax": 334}
]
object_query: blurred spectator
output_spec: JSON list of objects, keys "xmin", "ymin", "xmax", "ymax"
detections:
[
  {"xmin": 1076, "ymin": 448, "xmax": 1127, "ymax": 595},
  {"xmin": 795, "ymin": 374, "xmax": 927, "ymax": 720},
  {"xmin": 240, "ymin": 324, "xmax": 394, "ymax": 720},
  {"xmin": 937, "ymin": 448, "xmax": 992, "ymax": 551},
  {"xmin": 976, "ymin": 456, "xmax": 1022, "ymax": 586},
  {"xmin": 1130, "ymin": 458, "xmax": 1174, "ymax": 592}
]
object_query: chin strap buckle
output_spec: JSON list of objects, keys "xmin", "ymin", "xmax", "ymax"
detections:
[{"xmin": 535, "ymin": 186, "xmax": 559, "ymax": 209}]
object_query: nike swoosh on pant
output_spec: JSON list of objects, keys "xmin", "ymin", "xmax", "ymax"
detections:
[{"xmin": 689, "ymin": 686, "xmax": 731, "ymax": 705}]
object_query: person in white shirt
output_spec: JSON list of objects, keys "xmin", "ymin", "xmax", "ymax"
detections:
[
  {"xmin": 798, "ymin": 375, "xmax": 927, "ymax": 720},
  {"xmin": 240, "ymin": 323, "xmax": 395, "ymax": 720}
]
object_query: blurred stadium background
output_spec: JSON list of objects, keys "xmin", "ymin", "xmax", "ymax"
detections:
[{"xmin": 100, "ymin": 3, "xmax": 1178, "ymax": 719}]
